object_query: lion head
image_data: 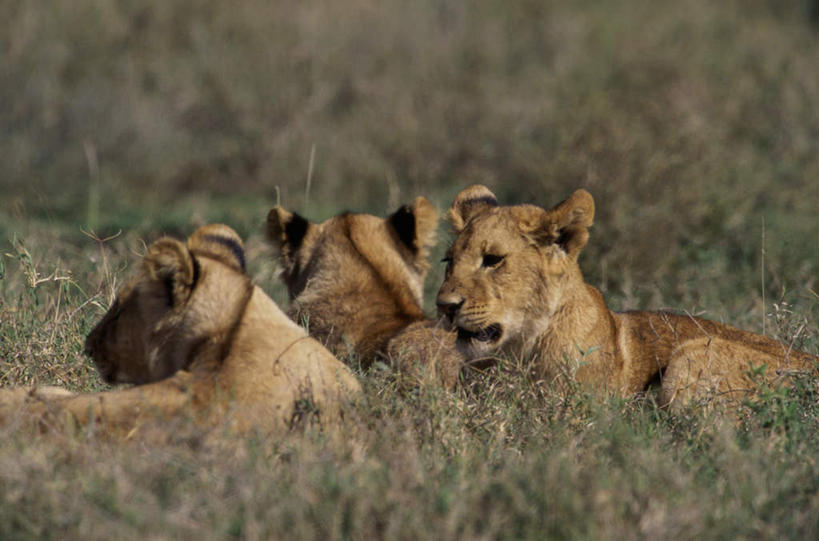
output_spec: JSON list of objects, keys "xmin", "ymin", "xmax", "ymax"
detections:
[
  {"xmin": 436, "ymin": 185, "xmax": 595, "ymax": 359},
  {"xmin": 84, "ymin": 224, "xmax": 253, "ymax": 385},
  {"xmin": 266, "ymin": 198, "xmax": 439, "ymax": 360}
]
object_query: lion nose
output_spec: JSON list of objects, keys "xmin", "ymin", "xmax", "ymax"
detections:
[
  {"xmin": 84, "ymin": 338, "xmax": 96, "ymax": 359},
  {"xmin": 84, "ymin": 325, "xmax": 103, "ymax": 359},
  {"xmin": 436, "ymin": 295, "xmax": 464, "ymax": 319}
]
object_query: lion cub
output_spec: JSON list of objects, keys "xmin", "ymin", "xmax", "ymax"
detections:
[
  {"xmin": 0, "ymin": 224, "xmax": 360, "ymax": 439},
  {"xmin": 267, "ymin": 199, "xmax": 463, "ymax": 389},
  {"xmin": 437, "ymin": 185, "xmax": 817, "ymax": 409}
]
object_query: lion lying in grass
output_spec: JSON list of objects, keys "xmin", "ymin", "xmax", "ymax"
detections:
[
  {"xmin": 436, "ymin": 185, "xmax": 817, "ymax": 409},
  {"xmin": 267, "ymin": 199, "xmax": 463, "ymax": 389},
  {"xmin": 0, "ymin": 224, "xmax": 361, "ymax": 438}
]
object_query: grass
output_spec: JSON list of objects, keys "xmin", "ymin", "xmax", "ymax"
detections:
[{"xmin": 2, "ymin": 0, "xmax": 819, "ymax": 538}]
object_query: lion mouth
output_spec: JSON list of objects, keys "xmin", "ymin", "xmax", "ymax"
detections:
[{"xmin": 457, "ymin": 323, "xmax": 503, "ymax": 345}]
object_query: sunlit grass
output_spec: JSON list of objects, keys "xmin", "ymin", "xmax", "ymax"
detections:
[{"xmin": 1, "ymin": 0, "xmax": 818, "ymax": 538}]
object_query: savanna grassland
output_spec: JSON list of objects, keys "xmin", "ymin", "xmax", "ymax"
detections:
[{"xmin": 2, "ymin": 0, "xmax": 819, "ymax": 538}]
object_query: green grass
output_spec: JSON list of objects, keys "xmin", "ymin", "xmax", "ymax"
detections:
[{"xmin": 2, "ymin": 0, "xmax": 819, "ymax": 538}]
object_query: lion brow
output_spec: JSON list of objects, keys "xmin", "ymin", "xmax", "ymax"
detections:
[{"xmin": 200, "ymin": 234, "xmax": 246, "ymax": 272}]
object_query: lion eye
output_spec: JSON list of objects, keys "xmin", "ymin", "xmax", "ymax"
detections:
[
  {"xmin": 441, "ymin": 256, "xmax": 453, "ymax": 274},
  {"xmin": 482, "ymin": 254, "xmax": 505, "ymax": 268}
]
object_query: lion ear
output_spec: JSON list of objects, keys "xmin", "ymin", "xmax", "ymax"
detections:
[
  {"xmin": 187, "ymin": 224, "xmax": 246, "ymax": 272},
  {"xmin": 143, "ymin": 237, "xmax": 198, "ymax": 306},
  {"xmin": 448, "ymin": 185, "xmax": 498, "ymax": 232},
  {"xmin": 538, "ymin": 189, "xmax": 595, "ymax": 258},
  {"xmin": 387, "ymin": 196, "xmax": 439, "ymax": 257},
  {"xmin": 266, "ymin": 206, "xmax": 311, "ymax": 264}
]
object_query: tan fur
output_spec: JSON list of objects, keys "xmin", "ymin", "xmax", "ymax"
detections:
[
  {"xmin": 0, "ymin": 224, "xmax": 361, "ymax": 438},
  {"xmin": 385, "ymin": 321, "xmax": 462, "ymax": 390},
  {"xmin": 437, "ymin": 186, "xmax": 818, "ymax": 409},
  {"xmin": 267, "ymin": 199, "xmax": 464, "ymax": 389}
]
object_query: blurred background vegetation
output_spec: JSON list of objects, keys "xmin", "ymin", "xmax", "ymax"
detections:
[
  {"xmin": 2, "ymin": 2, "xmax": 819, "ymax": 537},
  {"xmin": 3, "ymin": 0, "xmax": 819, "ymax": 319}
]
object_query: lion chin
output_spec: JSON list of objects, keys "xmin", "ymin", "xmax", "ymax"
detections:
[
  {"xmin": 0, "ymin": 224, "xmax": 361, "ymax": 440},
  {"xmin": 455, "ymin": 323, "xmax": 504, "ymax": 353},
  {"xmin": 437, "ymin": 184, "xmax": 818, "ymax": 411}
]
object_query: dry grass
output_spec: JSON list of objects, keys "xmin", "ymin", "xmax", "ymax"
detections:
[
  {"xmin": 1, "ymin": 212, "xmax": 817, "ymax": 539},
  {"xmin": 2, "ymin": 0, "xmax": 819, "ymax": 538}
]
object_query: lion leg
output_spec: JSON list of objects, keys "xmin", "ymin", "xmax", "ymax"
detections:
[
  {"xmin": 0, "ymin": 386, "xmax": 76, "ymax": 427},
  {"xmin": 0, "ymin": 387, "xmax": 38, "ymax": 410},
  {"xmin": 0, "ymin": 385, "xmax": 74, "ymax": 403},
  {"xmin": 30, "ymin": 386, "xmax": 76, "ymax": 400},
  {"xmin": 660, "ymin": 338, "xmax": 766, "ymax": 411},
  {"xmin": 14, "ymin": 371, "xmax": 215, "ymax": 438},
  {"xmin": 387, "ymin": 322, "xmax": 463, "ymax": 391}
]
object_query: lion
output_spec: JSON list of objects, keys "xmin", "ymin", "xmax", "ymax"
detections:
[
  {"xmin": 266, "ymin": 199, "xmax": 463, "ymax": 389},
  {"xmin": 436, "ymin": 185, "xmax": 818, "ymax": 409},
  {"xmin": 0, "ymin": 224, "xmax": 361, "ymax": 439}
]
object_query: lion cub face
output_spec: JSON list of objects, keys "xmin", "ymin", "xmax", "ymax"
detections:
[
  {"xmin": 437, "ymin": 186, "xmax": 594, "ymax": 356},
  {"xmin": 84, "ymin": 225, "xmax": 250, "ymax": 385}
]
